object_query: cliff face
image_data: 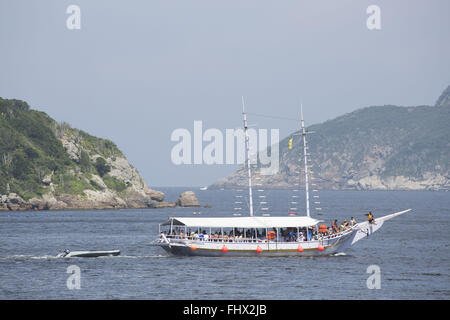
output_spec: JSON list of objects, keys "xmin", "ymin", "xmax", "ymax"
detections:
[
  {"xmin": 435, "ymin": 85, "xmax": 450, "ymax": 107},
  {"xmin": 0, "ymin": 97, "xmax": 171, "ymax": 210},
  {"xmin": 211, "ymin": 87, "xmax": 450, "ymax": 191}
]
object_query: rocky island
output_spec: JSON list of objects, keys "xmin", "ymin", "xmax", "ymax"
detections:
[
  {"xmin": 0, "ymin": 97, "xmax": 199, "ymax": 211},
  {"xmin": 211, "ymin": 85, "xmax": 450, "ymax": 191}
]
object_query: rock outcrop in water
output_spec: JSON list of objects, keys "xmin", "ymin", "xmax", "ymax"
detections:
[
  {"xmin": 0, "ymin": 97, "xmax": 197, "ymax": 211},
  {"xmin": 176, "ymin": 191, "xmax": 200, "ymax": 207},
  {"xmin": 211, "ymin": 86, "xmax": 450, "ymax": 191}
]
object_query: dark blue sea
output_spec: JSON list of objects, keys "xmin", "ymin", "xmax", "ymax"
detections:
[{"xmin": 0, "ymin": 188, "xmax": 449, "ymax": 299}]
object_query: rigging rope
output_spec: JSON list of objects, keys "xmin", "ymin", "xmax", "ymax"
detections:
[{"xmin": 247, "ymin": 112, "xmax": 300, "ymax": 122}]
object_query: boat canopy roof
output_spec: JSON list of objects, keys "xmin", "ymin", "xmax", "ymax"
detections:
[{"xmin": 161, "ymin": 216, "xmax": 321, "ymax": 228}]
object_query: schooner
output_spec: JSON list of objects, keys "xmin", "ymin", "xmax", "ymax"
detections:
[{"xmin": 152, "ymin": 100, "xmax": 411, "ymax": 256}]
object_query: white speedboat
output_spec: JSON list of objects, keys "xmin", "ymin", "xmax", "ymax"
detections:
[
  {"xmin": 57, "ymin": 249, "xmax": 120, "ymax": 258},
  {"xmin": 152, "ymin": 100, "xmax": 411, "ymax": 257}
]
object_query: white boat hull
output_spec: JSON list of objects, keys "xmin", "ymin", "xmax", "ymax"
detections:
[
  {"xmin": 154, "ymin": 209, "xmax": 411, "ymax": 257},
  {"xmin": 157, "ymin": 231, "xmax": 353, "ymax": 257},
  {"xmin": 57, "ymin": 250, "xmax": 120, "ymax": 258}
]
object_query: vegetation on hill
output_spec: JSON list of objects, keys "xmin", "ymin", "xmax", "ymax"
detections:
[
  {"xmin": 0, "ymin": 97, "xmax": 126, "ymax": 200},
  {"xmin": 213, "ymin": 86, "xmax": 450, "ymax": 190},
  {"xmin": 0, "ymin": 97, "xmax": 196, "ymax": 211},
  {"xmin": 300, "ymin": 104, "xmax": 450, "ymax": 180}
]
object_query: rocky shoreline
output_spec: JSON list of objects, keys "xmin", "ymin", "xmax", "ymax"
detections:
[
  {"xmin": 0, "ymin": 190, "xmax": 200, "ymax": 211},
  {"xmin": 211, "ymin": 171, "xmax": 450, "ymax": 191}
]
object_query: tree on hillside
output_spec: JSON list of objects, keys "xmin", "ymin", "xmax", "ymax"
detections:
[{"xmin": 95, "ymin": 157, "xmax": 110, "ymax": 177}]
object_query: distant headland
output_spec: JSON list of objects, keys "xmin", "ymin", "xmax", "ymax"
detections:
[
  {"xmin": 211, "ymin": 85, "xmax": 450, "ymax": 191},
  {"xmin": 0, "ymin": 98, "xmax": 199, "ymax": 211}
]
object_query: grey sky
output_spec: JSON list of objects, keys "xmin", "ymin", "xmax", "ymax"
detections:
[{"xmin": 1, "ymin": 0, "xmax": 449, "ymax": 187}]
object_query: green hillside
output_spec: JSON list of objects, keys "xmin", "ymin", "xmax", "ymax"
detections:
[
  {"xmin": 298, "ymin": 104, "xmax": 450, "ymax": 180},
  {"xmin": 0, "ymin": 98, "xmax": 127, "ymax": 201},
  {"xmin": 213, "ymin": 86, "xmax": 450, "ymax": 190}
]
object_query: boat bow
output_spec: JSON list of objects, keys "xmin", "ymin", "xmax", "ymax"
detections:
[{"xmin": 349, "ymin": 209, "xmax": 411, "ymax": 246}]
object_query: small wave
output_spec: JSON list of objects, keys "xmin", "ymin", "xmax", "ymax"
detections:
[
  {"xmin": 332, "ymin": 252, "xmax": 347, "ymax": 256},
  {"xmin": 386, "ymin": 278, "xmax": 415, "ymax": 282}
]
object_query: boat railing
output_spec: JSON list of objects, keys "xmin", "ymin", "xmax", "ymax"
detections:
[
  {"xmin": 162, "ymin": 225, "xmax": 356, "ymax": 243},
  {"xmin": 319, "ymin": 226, "xmax": 356, "ymax": 241},
  {"xmin": 163, "ymin": 232, "xmax": 353, "ymax": 244},
  {"xmin": 165, "ymin": 235, "xmax": 264, "ymax": 243}
]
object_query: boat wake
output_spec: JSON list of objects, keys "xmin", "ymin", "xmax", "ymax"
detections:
[
  {"xmin": 0, "ymin": 255, "xmax": 58, "ymax": 261},
  {"xmin": 0, "ymin": 254, "xmax": 170, "ymax": 261},
  {"xmin": 115, "ymin": 254, "xmax": 170, "ymax": 259}
]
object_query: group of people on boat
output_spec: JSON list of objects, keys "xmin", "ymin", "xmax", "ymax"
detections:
[
  {"xmin": 161, "ymin": 212, "xmax": 376, "ymax": 243},
  {"xmin": 328, "ymin": 217, "xmax": 357, "ymax": 235},
  {"xmin": 318, "ymin": 212, "xmax": 376, "ymax": 236},
  {"xmin": 164, "ymin": 228, "xmax": 268, "ymax": 242},
  {"xmin": 163, "ymin": 224, "xmax": 345, "ymax": 243}
]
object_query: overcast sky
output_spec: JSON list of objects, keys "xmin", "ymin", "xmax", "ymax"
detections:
[{"xmin": 1, "ymin": 0, "xmax": 449, "ymax": 187}]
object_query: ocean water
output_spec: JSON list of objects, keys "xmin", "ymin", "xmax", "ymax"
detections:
[{"xmin": 0, "ymin": 188, "xmax": 449, "ymax": 300}]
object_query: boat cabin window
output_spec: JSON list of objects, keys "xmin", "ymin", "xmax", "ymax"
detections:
[{"xmin": 160, "ymin": 224, "xmax": 321, "ymax": 243}]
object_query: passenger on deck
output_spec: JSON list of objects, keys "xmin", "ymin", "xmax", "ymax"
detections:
[
  {"xmin": 298, "ymin": 232, "xmax": 305, "ymax": 241},
  {"xmin": 350, "ymin": 217, "xmax": 356, "ymax": 226},
  {"xmin": 307, "ymin": 227, "xmax": 313, "ymax": 240},
  {"xmin": 368, "ymin": 211, "xmax": 376, "ymax": 224},
  {"xmin": 288, "ymin": 231, "xmax": 295, "ymax": 241},
  {"xmin": 331, "ymin": 220, "xmax": 338, "ymax": 234},
  {"xmin": 342, "ymin": 220, "xmax": 350, "ymax": 230}
]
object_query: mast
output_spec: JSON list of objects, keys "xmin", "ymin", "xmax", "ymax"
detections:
[
  {"xmin": 242, "ymin": 96, "xmax": 254, "ymax": 217},
  {"xmin": 301, "ymin": 104, "xmax": 311, "ymax": 218}
]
